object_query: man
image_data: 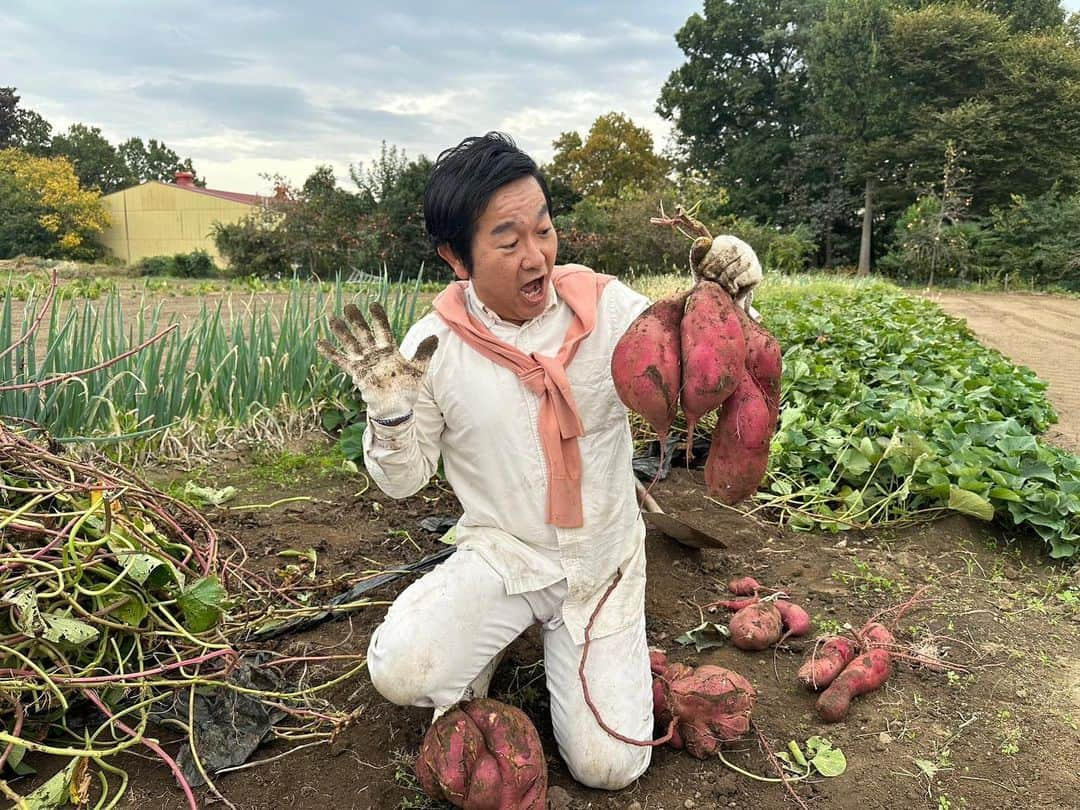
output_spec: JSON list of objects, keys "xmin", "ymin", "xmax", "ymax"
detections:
[{"xmin": 317, "ymin": 132, "xmax": 762, "ymax": 790}]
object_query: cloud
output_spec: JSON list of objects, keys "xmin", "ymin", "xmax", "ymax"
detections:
[{"xmin": 0, "ymin": 0, "xmax": 698, "ymax": 189}]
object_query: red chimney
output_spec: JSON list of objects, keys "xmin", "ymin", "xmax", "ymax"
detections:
[{"xmin": 174, "ymin": 171, "xmax": 195, "ymax": 187}]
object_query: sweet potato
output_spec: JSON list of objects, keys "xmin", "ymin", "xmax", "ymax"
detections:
[
  {"xmin": 416, "ymin": 698, "xmax": 547, "ymax": 809},
  {"xmin": 704, "ymin": 371, "xmax": 773, "ymax": 504},
  {"xmin": 775, "ymin": 600, "xmax": 811, "ymax": 637},
  {"xmin": 710, "ymin": 596, "xmax": 760, "ymax": 612},
  {"xmin": 729, "ymin": 601, "xmax": 782, "ymax": 651},
  {"xmin": 797, "ymin": 637, "xmax": 858, "ymax": 690},
  {"xmin": 727, "ymin": 576, "xmax": 761, "ymax": 596},
  {"xmin": 734, "ymin": 305, "xmax": 783, "ymax": 421},
  {"xmin": 611, "ymin": 291, "xmax": 689, "ymax": 448},
  {"xmin": 816, "ymin": 649, "xmax": 892, "ymax": 723},
  {"xmin": 860, "ymin": 621, "xmax": 895, "ymax": 649},
  {"xmin": 654, "ymin": 662, "xmax": 756, "ymax": 758},
  {"xmin": 680, "ymin": 281, "xmax": 746, "ymax": 450},
  {"xmin": 650, "ymin": 648, "xmax": 670, "ymax": 677}
]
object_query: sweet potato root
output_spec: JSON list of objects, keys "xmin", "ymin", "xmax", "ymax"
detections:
[
  {"xmin": 416, "ymin": 698, "xmax": 547, "ymax": 809},
  {"xmin": 654, "ymin": 662, "xmax": 756, "ymax": 758},
  {"xmin": 727, "ymin": 576, "xmax": 761, "ymax": 596},
  {"xmin": 734, "ymin": 305, "xmax": 782, "ymax": 421},
  {"xmin": 680, "ymin": 281, "xmax": 746, "ymax": 448},
  {"xmin": 797, "ymin": 637, "xmax": 858, "ymax": 690},
  {"xmin": 729, "ymin": 601, "xmax": 782, "ymax": 651},
  {"xmin": 775, "ymin": 600, "xmax": 811, "ymax": 637},
  {"xmin": 704, "ymin": 371, "xmax": 773, "ymax": 504},
  {"xmin": 611, "ymin": 291, "xmax": 688, "ymax": 448},
  {"xmin": 816, "ymin": 649, "xmax": 892, "ymax": 722}
]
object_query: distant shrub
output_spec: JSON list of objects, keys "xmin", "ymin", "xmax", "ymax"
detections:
[{"xmin": 133, "ymin": 249, "xmax": 219, "ymax": 278}]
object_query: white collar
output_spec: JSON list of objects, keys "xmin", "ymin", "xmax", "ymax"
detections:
[{"xmin": 464, "ymin": 278, "xmax": 559, "ymax": 328}]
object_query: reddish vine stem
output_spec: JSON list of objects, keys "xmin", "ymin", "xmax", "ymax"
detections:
[
  {"xmin": 82, "ymin": 688, "xmax": 198, "ymax": 810},
  {"xmin": 752, "ymin": 719, "xmax": 810, "ymax": 810},
  {"xmin": 579, "ymin": 569, "xmax": 674, "ymax": 747}
]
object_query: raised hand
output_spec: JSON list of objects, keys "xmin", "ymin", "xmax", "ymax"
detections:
[
  {"xmin": 317, "ymin": 303, "xmax": 438, "ymax": 421},
  {"xmin": 695, "ymin": 235, "xmax": 763, "ymax": 309}
]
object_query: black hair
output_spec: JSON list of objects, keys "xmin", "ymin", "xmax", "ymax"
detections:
[{"xmin": 424, "ymin": 132, "xmax": 552, "ymax": 273}]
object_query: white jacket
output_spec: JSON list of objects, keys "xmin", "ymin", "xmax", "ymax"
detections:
[{"xmin": 363, "ymin": 273, "xmax": 651, "ymax": 644}]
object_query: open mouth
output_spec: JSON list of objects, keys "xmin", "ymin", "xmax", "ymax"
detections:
[{"xmin": 520, "ymin": 276, "xmax": 545, "ymax": 304}]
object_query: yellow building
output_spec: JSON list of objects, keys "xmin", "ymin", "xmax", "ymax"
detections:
[{"xmin": 98, "ymin": 172, "xmax": 270, "ymax": 264}]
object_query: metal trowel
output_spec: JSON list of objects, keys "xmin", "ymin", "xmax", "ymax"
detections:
[{"xmin": 635, "ymin": 480, "xmax": 727, "ymax": 550}]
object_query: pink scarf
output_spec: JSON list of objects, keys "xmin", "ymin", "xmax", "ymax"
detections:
[{"xmin": 433, "ymin": 266, "xmax": 614, "ymax": 528}]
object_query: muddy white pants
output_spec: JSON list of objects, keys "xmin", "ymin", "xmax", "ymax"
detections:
[{"xmin": 366, "ymin": 548, "xmax": 653, "ymax": 790}]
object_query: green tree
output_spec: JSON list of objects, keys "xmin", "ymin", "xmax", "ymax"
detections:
[
  {"xmin": 0, "ymin": 87, "xmax": 19, "ymax": 147},
  {"xmin": 546, "ymin": 113, "xmax": 669, "ymax": 201},
  {"xmin": 806, "ymin": 0, "xmax": 904, "ymax": 274},
  {"xmin": 0, "ymin": 87, "xmax": 52, "ymax": 154},
  {"xmin": 50, "ymin": 124, "xmax": 133, "ymax": 193},
  {"xmin": 889, "ymin": 4, "xmax": 1080, "ymax": 213},
  {"xmin": 657, "ymin": 0, "xmax": 820, "ymax": 220},
  {"xmin": 118, "ymin": 137, "xmax": 201, "ymax": 185},
  {"xmin": 351, "ymin": 144, "xmax": 436, "ymax": 276}
]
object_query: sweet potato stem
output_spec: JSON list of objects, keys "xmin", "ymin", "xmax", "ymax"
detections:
[{"xmin": 579, "ymin": 569, "xmax": 673, "ymax": 747}]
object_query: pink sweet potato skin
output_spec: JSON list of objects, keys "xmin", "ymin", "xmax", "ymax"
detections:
[
  {"xmin": 416, "ymin": 698, "xmax": 547, "ymax": 809},
  {"xmin": 704, "ymin": 371, "xmax": 774, "ymax": 504},
  {"xmin": 797, "ymin": 637, "xmax": 858, "ymax": 690},
  {"xmin": 680, "ymin": 282, "xmax": 746, "ymax": 442},
  {"xmin": 860, "ymin": 621, "xmax": 895, "ymax": 649},
  {"xmin": 727, "ymin": 576, "xmax": 761, "ymax": 596},
  {"xmin": 655, "ymin": 663, "xmax": 756, "ymax": 758},
  {"xmin": 775, "ymin": 600, "xmax": 811, "ymax": 636},
  {"xmin": 734, "ymin": 306, "xmax": 783, "ymax": 421},
  {"xmin": 729, "ymin": 601, "xmax": 782, "ymax": 651},
  {"xmin": 816, "ymin": 649, "xmax": 892, "ymax": 722},
  {"xmin": 611, "ymin": 291, "xmax": 688, "ymax": 444},
  {"xmin": 711, "ymin": 596, "xmax": 760, "ymax": 612}
]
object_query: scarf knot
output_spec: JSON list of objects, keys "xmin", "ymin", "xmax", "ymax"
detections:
[{"xmin": 433, "ymin": 266, "xmax": 613, "ymax": 528}]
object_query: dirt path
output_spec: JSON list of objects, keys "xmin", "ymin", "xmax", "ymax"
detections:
[{"xmin": 921, "ymin": 290, "xmax": 1080, "ymax": 453}]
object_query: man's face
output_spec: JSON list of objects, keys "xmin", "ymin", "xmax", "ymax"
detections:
[{"xmin": 437, "ymin": 176, "xmax": 557, "ymax": 325}]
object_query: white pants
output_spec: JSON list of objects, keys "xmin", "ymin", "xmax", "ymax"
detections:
[{"xmin": 367, "ymin": 548, "xmax": 653, "ymax": 790}]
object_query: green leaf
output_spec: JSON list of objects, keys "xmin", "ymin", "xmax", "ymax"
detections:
[
  {"xmin": 947, "ymin": 486, "xmax": 995, "ymax": 521},
  {"xmin": 182, "ymin": 481, "xmax": 237, "ymax": 506},
  {"xmin": 674, "ymin": 620, "xmax": 730, "ymax": 652},
  {"xmin": 102, "ymin": 592, "xmax": 149, "ymax": 627},
  {"xmin": 177, "ymin": 576, "xmax": 227, "ymax": 633},
  {"xmin": 806, "ymin": 736, "xmax": 847, "ymax": 777},
  {"xmin": 41, "ymin": 614, "xmax": 99, "ymax": 645},
  {"xmin": 20, "ymin": 756, "xmax": 79, "ymax": 809}
]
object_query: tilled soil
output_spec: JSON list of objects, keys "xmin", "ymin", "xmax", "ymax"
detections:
[{"xmin": 99, "ymin": 465, "xmax": 1078, "ymax": 810}]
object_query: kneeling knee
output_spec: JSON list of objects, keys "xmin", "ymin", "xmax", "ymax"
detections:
[
  {"xmin": 367, "ymin": 631, "xmax": 440, "ymax": 706},
  {"xmin": 566, "ymin": 743, "xmax": 651, "ymax": 791}
]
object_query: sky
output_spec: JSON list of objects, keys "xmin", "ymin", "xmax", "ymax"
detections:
[
  {"xmin": 4, "ymin": 1, "xmax": 1079, "ymax": 195},
  {"xmin": 0, "ymin": 1, "xmax": 703, "ymax": 193}
]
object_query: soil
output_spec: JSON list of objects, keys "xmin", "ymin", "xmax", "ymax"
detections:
[
  {"xmin": 923, "ymin": 290, "xmax": 1080, "ymax": 454},
  {"xmin": 8, "ymin": 279, "xmax": 1079, "ymax": 808},
  {"xmin": 89, "ymin": 461, "xmax": 1078, "ymax": 810}
]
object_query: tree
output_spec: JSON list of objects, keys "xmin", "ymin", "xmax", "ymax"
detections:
[
  {"xmin": 0, "ymin": 87, "xmax": 19, "ymax": 147},
  {"xmin": 806, "ymin": 0, "xmax": 904, "ymax": 274},
  {"xmin": 545, "ymin": 113, "xmax": 668, "ymax": 202},
  {"xmin": 351, "ymin": 145, "xmax": 437, "ymax": 276},
  {"xmin": 657, "ymin": 0, "xmax": 821, "ymax": 220},
  {"xmin": 0, "ymin": 87, "xmax": 52, "ymax": 154},
  {"xmin": 50, "ymin": 124, "xmax": 133, "ymax": 193},
  {"xmin": 118, "ymin": 137, "xmax": 201, "ymax": 185},
  {"xmin": 889, "ymin": 4, "xmax": 1080, "ymax": 213},
  {"xmin": 0, "ymin": 148, "xmax": 110, "ymax": 259}
]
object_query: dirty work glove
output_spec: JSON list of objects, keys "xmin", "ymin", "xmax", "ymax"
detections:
[
  {"xmin": 317, "ymin": 303, "xmax": 438, "ymax": 423},
  {"xmin": 695, "ymin": 234, "xmax": 763, "ymax": 311}
]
